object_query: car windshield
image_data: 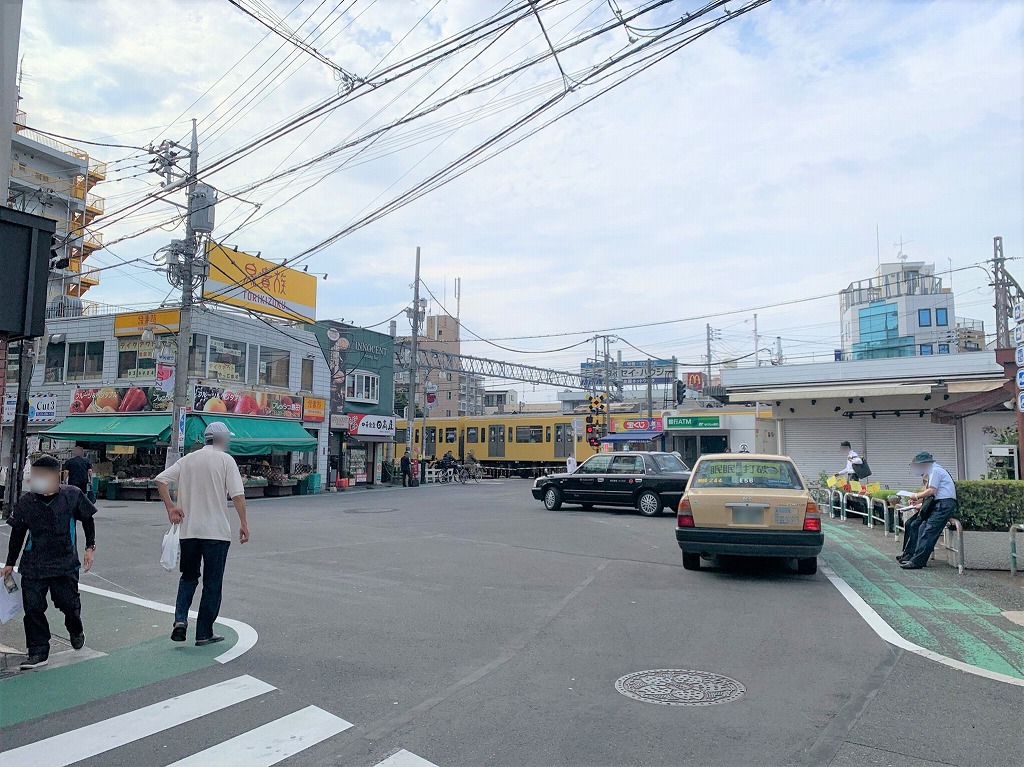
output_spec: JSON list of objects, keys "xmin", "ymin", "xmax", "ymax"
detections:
[
  {"xmin": 691, "ymin": 458, "xmax": 804, "ymax": 490},
  {"xmin": 650, "ymin": 454, "xmax": 690, "ymax": 473}
]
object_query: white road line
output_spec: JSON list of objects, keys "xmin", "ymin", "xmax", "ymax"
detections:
[
  {"xmin": 78, "ymin": 581, "xmax": 258, "ymax": 664},
  {"xmin": 0, "ymin": 675, "xmax": 276, "ymax": 767},
  {"xmin": 165, "ymin": 705, "xmax": 353, "ymax": 767},
  {"xmin": 822, "ymin": 565, "xmax": 1024, "ymax": 688},
  {"xmin": 374, "ymin": 750, "xmax": 441, "ymax": 767}
]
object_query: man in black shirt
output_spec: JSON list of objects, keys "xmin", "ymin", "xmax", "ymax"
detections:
[
  {"xmin": 63, "ymin": 445, "xmax": 94, "ymax": 496},
  {"xmin": 2, "ymin": 455, "xmax": 98, "ymax": 670}
]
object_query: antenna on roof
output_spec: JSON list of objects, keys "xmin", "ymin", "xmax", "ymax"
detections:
[{"xmin": 893, "ymin": 236, "xmax": 913, "ymax": 263}]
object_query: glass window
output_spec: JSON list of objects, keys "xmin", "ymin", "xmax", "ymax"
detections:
[
  {"xmin": 515, "ymin": 425, "xmax": 543, "ymax": 443},
  {"xmin": 445, "ymin": 427, "xmax": 457, "ymax": 444},
  {"xmin": 346, "ymin": 371, "xmax": 380, "ymax": 404},
  {"xmin": 920, "ymin": 344, "xmax": 934, "ymax": 355},
  {"xmin": 189, "ymin": 334, "xmax": 208, "ymax": 376},
  {"xmin": 610, "ymin": 455, "xmax": 644, "ymax": 474},
  {"xmin": 918, "ymin": 308, "xmax": 932, "ymax": 327},
  {"xmin": 691, "ymin": 458, "xmax": 803, "ymax": 489},
  {"xmin": 67, "ymin": 341, "xmax": 104, "ymax": 381},
  {"xmin": 466, "ymin": 427, "xmax": 478, "ymax": 443},
  {"xmin": 578, "ymin": 455, "xmax": 613, "ymax": 474},
  {"xmin": 44, "ymin": 342, "xmax": 66, "ymax": 383},
  {"xmin": 938, "ymin": 344, "xmax": 950, "ymax": 354},
  {"xmin": 117, "ymin": 338, "xmax": 157, "ymax": 379},
  {"xmin": 5, "ymin": 342, "xmax": 20, "ymax": 382},
  {"xmin": 259, "ymin": 347, "xmax": 290, "ymax": 388},
  {"xmin": 208, "ymin": 337, "xmax": 247, "ymax": 382},
  {"xmin": 301, "ymin": 358, "xmax": 314, "ymax": 391},
  {"xmin": 935, "ymin": 307, "xmax": 948, "ymax": 326},
  {"xmin": 247, "ymin": 344, "xmax": 259, "ymax": 384},
  {"xmin": 651, "ymin": 454, "xmax": 690, "ymax": 473}
]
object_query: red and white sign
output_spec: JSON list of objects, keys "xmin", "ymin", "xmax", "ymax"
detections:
[
  {"xmin": 348, "ymin": 413, "xmax": 396, "ymax": 438},
  {"xmin": 611, "ymin": 417, "xmax": 664, "ymax": 432}
]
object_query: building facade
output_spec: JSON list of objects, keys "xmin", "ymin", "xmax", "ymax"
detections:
[
  {"xmin": 397, "ymin": 313, "xmax": 484, "ymax": 417},
  {"xmin": 840, "ymin": 261, "xmax": 984, "ymax": 360}
]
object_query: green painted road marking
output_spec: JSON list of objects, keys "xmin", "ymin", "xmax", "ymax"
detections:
[{"xmin": 0, "ymin": 624, "xmax": 238, "ymax": 728}]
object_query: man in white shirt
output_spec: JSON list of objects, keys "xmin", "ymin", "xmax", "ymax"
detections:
[
  {"xmin": 900, "ymin": 451, "xmax": 958, "ymax": 570},
  {"xmin": 156, "ymin": 422, "xmax": 249, "ymax": 646},
  {"xmin": 566, "ymin": 455, "xmax": 577, "ymax": 474},
  {"xmin": 836, "ymin": 440, "xmax": 863, "ymax": 477}
]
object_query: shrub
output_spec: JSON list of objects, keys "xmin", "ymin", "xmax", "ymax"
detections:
[{"xmin": 953, "ymin": 480, "xmax": 1024, "ymax": 531}]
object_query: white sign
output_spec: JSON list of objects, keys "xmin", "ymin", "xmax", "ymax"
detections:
[
  {"xmin": 2, "ymin": 394, "xmax": 15, "ymax": 423},
  {"xmin": 177, "ymin": 407, "xmax": 189, "ymax": 447},
  {"xmin": 571, "ymin": 417, "xmax": 584, "ymax": 436},
  {"xmin": 1014, "ymin": 302, "xmax": 1024, "ymax": 323},
  {"xmin": 1017, "ymin": 370, "xmax": 1024, "ymax": 391},
  {"xmin": 1017, "ymin": 346, "xmax": 1024, "ymax": 367},
  {"xmin": 348, "ymin": 413, "xmax": 396, "ymax": 438},
  {"xmin": 28, "ymin": 393, "xmax": 59, "ymax": 423},
  {"xmin": 1018, "ymin": 392, "xmax": 1024, "ymax": 414},
  {"xmin": 1014, "ymin": 325, "xmax": 1024, "ymax": 346}
]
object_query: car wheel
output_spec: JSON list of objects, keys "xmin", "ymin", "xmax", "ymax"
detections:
[
  {"xmin": 637, "ymin": 491, "xmax": 663, "ymax": 517},
  {"xmin": 580, "ymin": 503, "xmax": 594, "ymax": 510},
  {"xmin": 682, "ymin": 552, "xmax": 701, "ymax": 570},
  {"xmin": 797, "ymin": 557, "xmax": 817, "ymax": 575},
  {"xmin": 543, "ymin": 486, "xmax": 563, "ymax": 511}
]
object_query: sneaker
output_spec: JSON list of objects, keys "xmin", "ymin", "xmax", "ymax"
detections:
[
  {"xmin": 20, "ymin": 653, "xmax": 49, "ymax": 670},
  {"xmin": 70, "ymin": 632, "xmax": 86, "ymax": 651},
  {"xmin": 171, "ymin": 623, "xmax": 187, "ymax": 642},
  {"xmin": 195, "ymin": 635, "xmax": 224, "ymax": 647}
]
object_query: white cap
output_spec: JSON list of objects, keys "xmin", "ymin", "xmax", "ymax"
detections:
[{"xmin": 204, "ymin": 421, "xmax": 234, "ymax": 438}]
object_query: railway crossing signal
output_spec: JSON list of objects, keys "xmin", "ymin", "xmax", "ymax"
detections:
[
  {"xmin": 586, "ymin": 423, "xmax": 599, "ymax": 447},
  {"xmin": 588, "ymin": 394, "xmax": 607, "ymax": 414}
]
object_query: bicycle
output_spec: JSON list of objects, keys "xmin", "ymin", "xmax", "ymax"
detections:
[{"xmin": 459, "ymin": 464, "xmax": 484, "ymax": 483}]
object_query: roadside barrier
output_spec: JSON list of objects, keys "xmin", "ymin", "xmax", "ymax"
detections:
[{"xmin": 1011, "ymin": 524, "xmax": 1024, "ymax": 576}]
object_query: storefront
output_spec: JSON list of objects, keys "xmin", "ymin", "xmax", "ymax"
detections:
[
  {"xmin": 601, "ymin": 416, "xmax": 665, "ymax": 451},
  {"xmin": 664, "ymin": 414, "xmax": 731, "ymax": 465},
  {"xmin": 344, "ymin": 413, "xmax": 396, "ymax": 485}
]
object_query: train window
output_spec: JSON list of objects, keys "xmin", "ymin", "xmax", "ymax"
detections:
[
  {"xmin": 546, "ymin": 426, "xmax": 551, "ymax": 443},
  {"xmin": 415, "ymin": 429, "xmax": 420, "ymax": 442},
  {"xmin": 396, "ymin": 428, "xmax": 408, "ymax": 443},
  {"xmin": 445, "ymin": 427, "xmax": 458, "ymax": 443},
  {"xmin": 467, "ymin": 427, "xmax": 478, "ymax": 443},
  {"xmin": 508, "ymin": 427, "xmax": 513, "ymax": 442},
  {"xmin": 515, "ymin": 426, "xmax": 543, "ymax": 443}
]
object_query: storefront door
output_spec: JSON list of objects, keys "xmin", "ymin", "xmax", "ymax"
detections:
[{"xmin": 699, "ymin": 435, "xmax": 728, "ymax": 455}]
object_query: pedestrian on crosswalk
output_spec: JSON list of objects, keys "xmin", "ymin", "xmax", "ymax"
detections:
[
  {"xmin": 155, "ymin": 422, "xmax": 249, "ymax": 647},
  {"xmin": 2, "ymin": 455, "xmax": 98, "ymax": 670}
]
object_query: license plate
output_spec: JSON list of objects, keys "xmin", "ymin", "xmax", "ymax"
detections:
[{"xmin": 732, "ymin": 507, "xmax": 764, "ymax": 525}]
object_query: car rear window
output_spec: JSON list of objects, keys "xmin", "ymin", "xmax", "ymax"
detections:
[
  {"xmin": 691, "ymin": 459, "xmax": 803, "ymax": 490},
  {"xmin": 651, "ymin": 454, "xmax": 689, "ymax": 473}
]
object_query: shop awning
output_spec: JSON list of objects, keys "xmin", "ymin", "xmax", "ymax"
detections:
[
  {"xmin": 930, "ymin": 382, "xmax": 1015, "ymax": 425},
  {"xmin": 43, "ymin": 415, "xmax": 171, "ymax": 445},
  {"xmin": 599, "ymin": 431, "xmax": 664, "ymax": 443},
  {"xmin": 187, "ymin": 415, "xmax": 317, "ymax": 456}
]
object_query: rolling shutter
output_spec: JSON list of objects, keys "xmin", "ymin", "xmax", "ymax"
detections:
[
  {"xmin": 782, "ymin": 419, "xmax": 845, "ymax": 483},
  {"xmin": 864, "ymin": 415, "xmax": 958, "ymax": 486}
]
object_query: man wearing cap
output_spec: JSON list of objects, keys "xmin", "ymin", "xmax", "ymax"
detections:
[
  {"xmin": 155, "ymin": 422, "xmax": 249, "ymax": 646},
  {"xmin": 900, "ymin": 452, "xmax": 957, "ymax": 569},
  {"xmin": 2, "ymin": 455, "xmax": 98, "ymax": 670}
]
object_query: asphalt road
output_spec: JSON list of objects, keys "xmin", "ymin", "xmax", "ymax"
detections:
[{"xmin": 2, "ymin": 480, "xmax": 1021, "ymax": 767}]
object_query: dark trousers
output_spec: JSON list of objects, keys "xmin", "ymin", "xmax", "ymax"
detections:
[
  {"xmin": 22, "ymin": 573, "xmax": 83, "ymax": 655},
  {"xmin": 402, "ymin": 468, "xmax": 413, "ymax": 487},
  {"xmin": 175, "ymin": 539, "xmax": 230, "ymax": 640},
  {"xmin": 901, "ymin": 513, "xmax": 924, "ymax": 558},
  {"xmin": 904, "ymin": 499, "xmax": 957, "ymax": 567}
]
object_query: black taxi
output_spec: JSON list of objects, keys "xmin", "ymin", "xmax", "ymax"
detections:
[{"xmin": 531, "ymin": 451, "xmax": 691, "ymax": 517}]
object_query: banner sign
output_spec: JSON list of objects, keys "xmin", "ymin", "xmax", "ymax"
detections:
[
  {"xmin": 685, "ymin": 372, "xmax": 705, "ymax": 391},
  {"xmin": 114, "ymin": 309, "xmax": 181, "ymax": 337},
  {"xmin": 666, "ymin": 415, "xmax": 721, "ymax": 430},
  {"xmin": 581, "ymin": 359, "xmax": 675, "ymax": 387},
  {"xmin": 348, "ymin": 413, "xmax": 396, "ymax": 438},
  {"xmin": 204, "ymin": 243, "xmax": 318, "ymax": 323},
  {"xmin": 303, "ymin": 397, "xmax": 326, "ymax": 423},
  {"xmin": 610, "ymin": 416, "xmax": 663, "ymax": 432},
  {"xmin": 70, "ymin": 386, "xmax": 172, "ymax": 415},
  {"xmin": 193, "ymin": 385, "xmax": 302, "ymax": 420},
  {"xmin": 2, "ymin": 394, "xmax": 14, "ymax": 422},
  {"xmin": 156, "ymin": 363, "xmax": 175, "ymax": 393}
]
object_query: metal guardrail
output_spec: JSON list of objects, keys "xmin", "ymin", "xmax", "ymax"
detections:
[
  {"xmin": 1011, "ymin": 524, "xmax": 1024, "ymax": 577},
  {"xmin": 941, "ymin": 519, "xmax": 965, "ymax": 575}
]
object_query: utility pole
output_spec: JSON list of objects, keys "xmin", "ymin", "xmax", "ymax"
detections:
[
  {"xmin": 993, "ymin": 236, "xmax": 1011, "ymax": 349},
  {"xmin": 753, "ymin": 313, "xmax": 759, "ymax": 367},
  {"xmin": 165, "ymin": 120, "xmax": 200, "ymax": 468},
  {"xmin": 646, "ymin": 358, "xmax": 653, "ymax": 418},
  {"xmin": 706, "ymin": 324, "xmax": 712, "ymax": 382},
  {"xmin": 405, "ymin": 247, "xmax": 422, "ymax": 460},
  {"xmin": 775, "ymin": 336, "xmax": 784, "ymax": 365},
  {"xmin": 0, "ymin": 0, "xmax": 23, "ymax": 200}
]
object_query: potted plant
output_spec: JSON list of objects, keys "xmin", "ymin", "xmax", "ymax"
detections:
[{"xmin": 940, "ymin": 480, "xmax": 1024, "ymax": 570}]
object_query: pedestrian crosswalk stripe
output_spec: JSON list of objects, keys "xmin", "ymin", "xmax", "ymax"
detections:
[
  {"xmin": 373, "ymin": 750, "xmax": 441, "ymax": 767},
  {"xmin": 164, "ymin": 705, "xmax": 353, "ymax": 766},
  {"xmin": 0, "ymin": 674, "xmax": 275, "ymax": 767}
]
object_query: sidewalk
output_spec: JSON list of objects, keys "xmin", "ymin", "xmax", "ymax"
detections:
[
  {"xmin": 820, "ymin": 516, "xmax": 1024, "ymax": 682},
  {"xmin": 0, "ymin": 585, "xmax": 240, "ymax": 727}
]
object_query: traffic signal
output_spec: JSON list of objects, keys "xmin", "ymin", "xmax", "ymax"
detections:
[{"xmin": 586, "ymin": 423, "xmax": 599, "ymax": 447}]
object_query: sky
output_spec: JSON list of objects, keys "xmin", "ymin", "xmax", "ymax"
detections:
[{"xmin": 14, "ymin": 0, "xmax": 1024, "ymax": 400}]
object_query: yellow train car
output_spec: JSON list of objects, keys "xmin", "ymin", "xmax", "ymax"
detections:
[{"xmin": 396, "ymin": 414, "xmax": 601, "ymax": 469}]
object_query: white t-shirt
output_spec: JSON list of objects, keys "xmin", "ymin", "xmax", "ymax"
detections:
[
  {"xmin": 155, "ymin": 445, "xmax": 245, "ymax": 541},
  {"xmin": 927, "ymin": 462, "xmax": 957, "ymax": 501},
  {"xmin": 842, "ymin": 450, "xmax": 862, "ymax": 475},
  {"xmin": 566, "ymin": 456, "xmax": 577, "ymax": 474}
]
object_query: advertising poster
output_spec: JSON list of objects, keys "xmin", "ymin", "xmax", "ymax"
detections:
[
  {"xmin": 203, "ymin": 243, "xmax": 318, "ymax": 323},
  {"xmin": 69, "ymin": 386, "xmax": 172, "ymax": 414},
  {"xmin": 193, "ymin": 385, "xmax": 303, "ymax": 419},
  {"xmin": 303, "ymin": 397, "xmax": 326, "ymax": 422}
]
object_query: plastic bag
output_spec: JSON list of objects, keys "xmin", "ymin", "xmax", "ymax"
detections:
[
  {"xmin": 160, "ymin": 524, "xmax": 180, "ymax": 572},
  {"xmin": 1, "ymin": 571, "xmax": 23, "ymax": 624}
]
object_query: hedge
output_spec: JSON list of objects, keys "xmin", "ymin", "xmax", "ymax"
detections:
[{"xmin": 953, "ymin": 481, "xmax": 1024, "ymax": 532}]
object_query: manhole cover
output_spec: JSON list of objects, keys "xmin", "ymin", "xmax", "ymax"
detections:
[
  {"xmin": 614, "ymin": 669, "xmax": 745, "ymax": 706},
  {"xmin": 343, "ymin": 508, "xmax": 398, "ymax": 514}
]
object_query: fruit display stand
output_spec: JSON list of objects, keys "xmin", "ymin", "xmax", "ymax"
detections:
[
  {"xmin": 110, "ymin": 478, "xmax": 160, "ymax": 501},
  {"xmin": 243, "ymin": 477, "xmax": 268, "ymax": 498},
  {"xmin": 265, "ymin": 478, "xmax": 297, "ymax": 497}
]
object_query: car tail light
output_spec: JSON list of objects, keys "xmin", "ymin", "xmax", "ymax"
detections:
[
  {"xmin": 677, "ymin": 497, "xmax": 694, "ymax": 527},
  {"xmin": 803, "ymin": 500, "xmax": 821, "ymax": 532}
]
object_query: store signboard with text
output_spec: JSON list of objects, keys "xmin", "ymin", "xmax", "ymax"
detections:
[
  {"xmin": 113, "ymin": 309, "xmax": 181, "ymax": 337},
  {"xmin": 193, "ymin": 385, "xmax": 303, "ymax": 420},
  {"xmin": 204, "ymin": 243, "xmax": 317, "ymax": 323},
  {"xmin": 581, "ymin": 359, "xmax": 674, "ymax": 388},
  {"xmin": 666, "ymin": 415, "xmax": 721, "ymax": 430},
  {"xmin": 69, "ymin": 386, "xmax": 172, "ymax": 415},
  {"xmin": 348, "ymin": 413, "xmax": 396, "ymax": 438},
  {"xmin": 610, "ymin": 416, "xmax": 664, "ymax": 432},
  {"xmin": 3, "ymin": 392, "xmax": 59, "ymax": 423},
  {"xmin": 303, "ymin": 397, "xmax": 327, "ymax": 423}
]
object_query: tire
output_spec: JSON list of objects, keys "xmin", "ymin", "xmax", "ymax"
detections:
[
  {"xmin": 543, "ymin": 486, "xmax": 563, "ymax": 511},
  {"xmin": 682, "ymin": 552, "xmax": 701, "ymax": 570},
  {"xmin": 580, "ymin": 503, "xmax": 594, "ymax": 510},
  {"xmin": 797, "ymin": 557, "xmax": 818, "ymax": 575},
  {"xmin": 637, "ymin": 491, "xmax": 663, "ymax": 517},
  {"xmin": 458, "ymin": 469, "xmax": 469, "ymax": 484}
]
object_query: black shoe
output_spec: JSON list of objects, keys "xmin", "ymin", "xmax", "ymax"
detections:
[
  {"xmin": 20, "ymin": 653, "xmax": 49, "ymax": 670},
  {"xmin": 195, "ymin": 635, "xmax": 224, "ymax": 647},
  {"xmin": 171, "ymin": 623, "xmax": 187, "ymax": 642},
  {"xmin": 895, "ymin": 555, "xmax": 909, "ymax": 564},
  {"xmin": 900, "ymin": 562, "xmax": 923, "ymax": 569},
  {"xmin": 71, "ymin": 632, "xmax": 86, "ymax": 651}
]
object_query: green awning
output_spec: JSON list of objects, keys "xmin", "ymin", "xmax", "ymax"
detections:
[
  {"xmin": 43, "ymin": 415, "xmax": 171, "ymax": 445},
  {"xmin": 186, "ymin": 414, "xmax": 317, "ymax": 456}
]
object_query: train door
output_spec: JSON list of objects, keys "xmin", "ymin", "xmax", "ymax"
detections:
[
  {"xmin": 554, "ymin": 423, "xmax": 573, "ymax": 459},
  {"xmin": 424, "ymin": 426, "xmax": 437, "ymax": 458},
  {"xmin": 488, "ymin": 424, "xmax": 505, "ymax": 458}
]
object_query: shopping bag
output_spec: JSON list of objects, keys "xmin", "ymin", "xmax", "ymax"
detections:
[
  {"xmin": 160, "ymin": 524, "xmax": 180, "ymax": 572},
  {"xmin": 1, "ymin": 571, "xmax": 23, "ymax": 624}
]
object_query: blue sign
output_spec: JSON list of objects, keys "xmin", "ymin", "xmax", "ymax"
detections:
[
  {"xmin": 1019, "ymin": 392, "xmax": 1024, "ymax": 414},
  {"xmin": 1018, "ymin": 370, "xmax": 1024, "ymax": 391},
  {"xmin": 1017, "ymin": 346, "xmax": 1024, "ymax": 367}
]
